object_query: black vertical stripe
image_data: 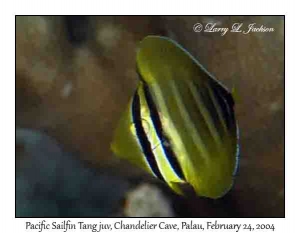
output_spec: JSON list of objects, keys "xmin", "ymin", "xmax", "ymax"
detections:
[
  {"xmin": 131, "ymin": 90, "xmax": 164, "ymax": 181},
  {"xmin": 142, "ymin": 82, "xmax": 186, "ymax": 181},
  {"xmin": 210, "ymin": 82, "xmax": 235, "ymax": 130}
]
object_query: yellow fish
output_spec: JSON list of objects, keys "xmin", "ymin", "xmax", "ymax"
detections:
[{"xmin": 111, "ymin": 36, "xmax": 239, "ymax": 199}]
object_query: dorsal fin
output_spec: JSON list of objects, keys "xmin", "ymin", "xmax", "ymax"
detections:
[{"xmin": 136, "ymin": 36, "xmax": 213, "ymax": 85}]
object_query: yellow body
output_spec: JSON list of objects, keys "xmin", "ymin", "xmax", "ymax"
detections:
[{"xmin": 111, "ymin": 36, "xmax": 239, "ymax": 198}]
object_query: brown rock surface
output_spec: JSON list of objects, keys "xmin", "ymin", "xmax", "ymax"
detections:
[{"xmin": 16, "ymin": 16, "xmax": 284, "ymax": 217}]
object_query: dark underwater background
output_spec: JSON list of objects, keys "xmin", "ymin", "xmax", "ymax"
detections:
[{"xmin": 16, "ymin": 16, "xmax": 284, "ymax": 217}]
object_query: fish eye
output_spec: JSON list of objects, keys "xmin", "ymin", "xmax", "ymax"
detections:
[
  {"xmin": 130, "ymin": 118, "xmax": 171, "ymax": 151},
  {"xmin": 163, "ymin": 140, "xmax": 170, "ymax": 147},
  {"xmin": 162, "ymin": 134, "xmax": 171, "ymax": 147},
  {"xmin": 130, "ymin": 119, "xmax": 152, "ymax": 139}
]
